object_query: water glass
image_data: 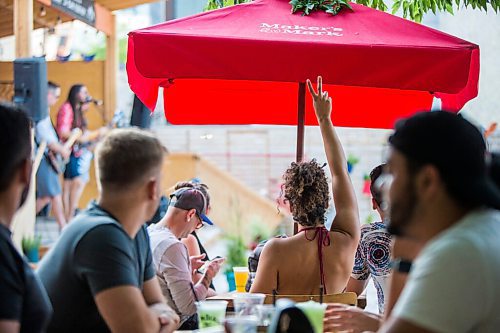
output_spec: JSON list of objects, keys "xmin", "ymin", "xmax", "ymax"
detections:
[
  {"xmin": 255, "ymin": 304, "xmax": 276, "ymax": 326},
  {"xmin": 233, "ymin": 293, "xmax": 265, "ymax": 317},
  {"xmin": 224, "ymin": 315, "xmax": 259, "ymax": 333}
]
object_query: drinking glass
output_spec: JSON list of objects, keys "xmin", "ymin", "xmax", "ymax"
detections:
[
  {"xmin": 233, "ymin": 266, "xmax": 249, "ymax": 292},
  {"xmin": 295, "ymin": 301, "xmax": 327, "ymax": 333},
  {"xmin": 233, "ymin": 293, "xmax": 265, "ymax": 317},
  {"xmin": 196, "ymin": 300, "xmax": 228, "ymax": 329}
]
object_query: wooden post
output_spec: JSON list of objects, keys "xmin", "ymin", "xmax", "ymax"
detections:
[
  {"xmin": 14, "ymin": 0, "xmax": 33, "ymax": 57},
  {"xmin": 104, "ymin": 14, "xmax": 117, "ymax": 123}
]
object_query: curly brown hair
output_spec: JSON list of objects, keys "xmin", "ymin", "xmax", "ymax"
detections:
[{"xmin": 281, "ymin": 159, "xmax": 330, "ymax": 227}]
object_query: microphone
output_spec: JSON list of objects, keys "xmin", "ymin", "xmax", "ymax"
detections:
[{"xmin": 83, "ymin": 96, "xmax": 103, "ymax": 106}]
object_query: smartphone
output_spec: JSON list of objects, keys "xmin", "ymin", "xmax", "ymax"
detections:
[{"xmin": 197, "ymin": 256, "xmax": 224, "ymax": 274}]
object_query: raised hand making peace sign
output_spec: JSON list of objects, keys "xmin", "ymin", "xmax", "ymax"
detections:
[{"xmin": 306, "ymin": 76, "xmax": 332, "ymax": 123}]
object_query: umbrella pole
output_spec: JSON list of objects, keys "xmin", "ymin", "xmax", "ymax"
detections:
[
  {"xmin": 294, "ymin": 82, "xmax": 306, "ymax": 235},
  {"xmin": 296, "ymin": 82, "xmax": 306, "ymax": 163}
]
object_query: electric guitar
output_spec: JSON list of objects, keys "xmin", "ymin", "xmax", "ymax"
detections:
[
  {"xmin": 47, "ymin": 128, "xmax": 82, "ymax": 174},
  {"xmin": 47, "ymin": 111, "xmax": 125, "ymax": 173}
]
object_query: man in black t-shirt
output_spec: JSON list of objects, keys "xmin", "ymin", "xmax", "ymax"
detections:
[
  {"xmin": 0, "ymin": 102, "xmax": 53, "ymax": 333},
  {"xmin": 38, "ymin": 128, "xmax": 179, "ymax": 333}
]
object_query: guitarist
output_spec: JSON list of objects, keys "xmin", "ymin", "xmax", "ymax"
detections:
[
  {"xmin": 56, "ymin": 84, "xmax": 108, "ymax": 221},
  {"xmin": 35, "ymin": 81, "xmax": 71, "ymax": 230}
]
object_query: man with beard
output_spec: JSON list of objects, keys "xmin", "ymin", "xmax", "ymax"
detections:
[
  {"xmin": 38, "ymin": 128, "xmax": 179, "ymax": 333},
  {"xmin": 0, "ymin": 102, "xmax": 53, "ymax": 332},
  {"xmin": 377, "ymin": 111, "xmax": 500, "ymax": 333}
]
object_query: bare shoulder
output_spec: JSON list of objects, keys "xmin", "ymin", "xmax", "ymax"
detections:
[
  {"xmin": 262, "ymin": 237, "xmax": 285, "ymax": 252},
  {"xmin": 260, "ymin": 236, "xmax": 290, "ymax": 260},
  {"xmin": 181, "ymin": 233, "xmax": 201, "ymax": 256},
  {"xmin": 181, "ymin": 233, "xmax": 197, "ymax": 245}
]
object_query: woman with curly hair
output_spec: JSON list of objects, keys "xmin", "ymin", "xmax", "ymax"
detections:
[{"xmin": 250, "ymin": 76, "xmax": 360, "ymax": 295}]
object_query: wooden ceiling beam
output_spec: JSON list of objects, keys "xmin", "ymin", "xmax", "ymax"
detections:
[
  {"xmin": 1, "ymin": 0, "xmax": 159, "ymax": 38},
  {"xmin": 1, "ymin": 0, "xmax": 72, "ymax": 31}
]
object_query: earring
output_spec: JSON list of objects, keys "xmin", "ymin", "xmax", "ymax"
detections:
[{"xmin": 188, "ymin": 218, "xmax": 191, "ymax": 222}]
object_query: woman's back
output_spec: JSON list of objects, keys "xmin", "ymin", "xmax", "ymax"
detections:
[{"xmin": 251, "ymin": 227, "xmax": 356, "ymax": 295}]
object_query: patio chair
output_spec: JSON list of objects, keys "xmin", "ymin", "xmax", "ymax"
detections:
[{"xmin": 264, "ymin": 292, "xmax": 358, "ymax": 306}]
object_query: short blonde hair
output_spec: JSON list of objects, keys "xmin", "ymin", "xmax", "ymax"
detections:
[{"xmin": 95, "ymin": 128, "xmax": 166, "ymax": 191}]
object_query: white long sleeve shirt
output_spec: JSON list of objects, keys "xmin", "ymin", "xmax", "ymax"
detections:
[{"xmin": 147, "ymin": 224, "xmax": 208, "ymax": 325}]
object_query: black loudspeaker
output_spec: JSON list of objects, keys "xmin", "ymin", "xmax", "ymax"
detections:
[
  {"xmin": 13, "ymin": 57, "xmax": 48, "ymax": 122},
  {"xmin": 130, "ymin": 94, "xmax": 151, "ymax": 129}
]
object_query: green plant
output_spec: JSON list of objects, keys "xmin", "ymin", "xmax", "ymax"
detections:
[
  {"xmin": 207, "ymin": 0, "xmax": 499, "ymax": 24},
  {"xmin": 205, "ymin": 0, "xmax": 252, "ymax": 10},
  {"xmin": 224, "ymin": 235, "xmax": 248, "ymax": 273},
  {"xmin": 347, "ymin": 154, "xmax": 360, "ymax": 166},
  {"xmin": 249, "ymin": 217, "xmax": 272, "ymax": 242},
  {"xmin": 22, "ymin": 235, "xmax": 41, "ymax": 253},
  {"xmin": 290, "ymin": 0, "xmax": 352, "ymax": 16},
  {"xmin": 364, "ymin": 213, "xmax": 376, "ymax": 224},
  {"xmin": 290, "ymin": 0, "xmax": 500, "ymax": 22}
]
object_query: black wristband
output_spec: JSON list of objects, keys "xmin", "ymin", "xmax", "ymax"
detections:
[{"xmin": 391, "ymin": 258, "xmax": 412, "ymax": 273}]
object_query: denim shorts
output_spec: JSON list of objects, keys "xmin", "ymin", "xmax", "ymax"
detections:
[{"xmin": 64, "ymin": 149, "xmax": 92, "ymax": 183}]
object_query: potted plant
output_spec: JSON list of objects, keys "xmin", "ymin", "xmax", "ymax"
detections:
[
  {"xmin": 347, "ymin": 154, "xmax": 360, "ymax": 174},
  {"xmin": 224, "ymin": 235, "xmax": 247, "ymax": 291},
  {"xmin": 22, "ymin": 235, "xmax": 42, "ymax": 263}
]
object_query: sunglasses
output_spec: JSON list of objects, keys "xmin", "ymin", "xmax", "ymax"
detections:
[{"xmin": 195, "ymin": 213, "xmax": 205, "ymax": 230}]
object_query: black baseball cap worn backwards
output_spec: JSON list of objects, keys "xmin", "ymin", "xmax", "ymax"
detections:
[{"xmin": 169, "ymin": 187, "xmax": 214, "ymax": 225}]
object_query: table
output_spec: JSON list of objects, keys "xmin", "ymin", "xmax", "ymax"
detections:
[{"xmin": 206, "ymin": 291, "xmax": 238, "ymax": 310}]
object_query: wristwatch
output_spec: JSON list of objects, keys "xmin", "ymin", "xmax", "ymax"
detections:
[{"xmin": 391, "ymin": 258, "xmax": 412, "ymax": 273}]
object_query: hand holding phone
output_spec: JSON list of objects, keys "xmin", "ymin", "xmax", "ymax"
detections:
[
  {"xmin": 197, "ymin": 256, "xmax": 225, "ymax": 275},
  {"xmin": 211, "ymin": 256, "xmax": 225, "ymax": 263}
]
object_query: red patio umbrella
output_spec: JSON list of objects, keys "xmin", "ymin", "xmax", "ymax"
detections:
[{"xmin": 127, "ymin": 0, "xmax": 479, "ymax": 162}]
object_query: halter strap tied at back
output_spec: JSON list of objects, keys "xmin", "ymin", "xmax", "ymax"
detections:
[{"xmin": 298, "ymin": 226, "xmax": 331, "ymax": 294}]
